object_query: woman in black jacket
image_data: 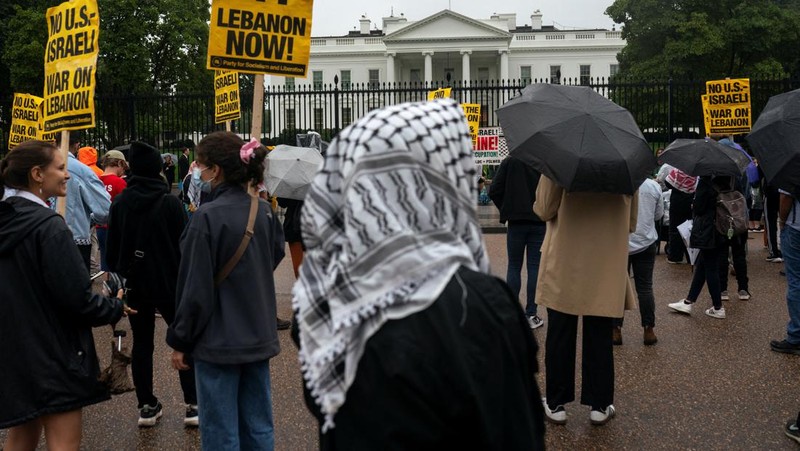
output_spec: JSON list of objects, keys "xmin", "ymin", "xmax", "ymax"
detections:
[
  {"xmin": 0, "ymin": 140, "xmax": 126, "ymax": 450},
  {"xmin": 668, "ymin": 175, "xmax": 730, "ymax": 319}
]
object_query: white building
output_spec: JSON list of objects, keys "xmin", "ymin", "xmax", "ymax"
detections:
[{"xmin": 275, "ymin": 9, "xmax": 624, "ymax": 89}]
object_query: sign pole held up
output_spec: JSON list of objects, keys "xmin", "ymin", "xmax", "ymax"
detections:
[
  {"xmin": 250, "ymin": 74, "xmax": 264, "ymax": 141},
  {"xmin": 56, "ymin": 130, "xmax": 70, "ymax": 217},
  {"xmin": 225, "ymin": 121, "xmax": 232, "ymax": 132}
]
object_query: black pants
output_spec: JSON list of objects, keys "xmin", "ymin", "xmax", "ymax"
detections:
[
  {"xmin": 615, "ymin": 242, "xmax": 657, "ymax": 328},
  {"xmin": 764, "ymin": 186, "xmax": 782, "ymax": 257},
  {"xmin": 718, "ymin": 234, "xmax": 749, "ymax": 292},
  {"xmin": 667, "ymin": 188, "xmax": 694, "ymax": 262},
  {"xmin": 128, "ymin": 295, "xmax": 197, "ymax": 408},
  {"xmin": 687, "ymin": 246, "xmax": 723, "ymax": 309},
  {"xmin": 77, "ymin": 244, "xmax": 92, "ymax": 273},
  {"xmin": 545, "ymin": 308, "xmax": 613, "ymax": 410}
]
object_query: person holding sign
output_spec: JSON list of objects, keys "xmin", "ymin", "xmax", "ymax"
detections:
[{"xmin": 0, "ymin": 140, "xmax": 128, "ymax": 451}]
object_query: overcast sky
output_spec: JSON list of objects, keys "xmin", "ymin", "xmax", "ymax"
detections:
[{"xmin": 310, "ymin": 0, "xmax": 618, "ymax": 36}]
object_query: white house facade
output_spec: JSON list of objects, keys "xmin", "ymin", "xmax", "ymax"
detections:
[{"xmin": 274, "ymin": 9, "xmax": 625, "ymax": 88}]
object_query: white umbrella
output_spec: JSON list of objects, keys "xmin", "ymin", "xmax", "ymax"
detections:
[{"xmin": 264, "ymin": 145, "xmax": 324, "ymax": 200}]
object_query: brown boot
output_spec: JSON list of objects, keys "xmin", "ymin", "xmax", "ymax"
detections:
[
  {"xmin": 643, "ymin": 326, "xmax": 658, "ymax": 346},
  {"xmin": 612, "ymin": 326, "xmax": 622, "ymax": 346}
]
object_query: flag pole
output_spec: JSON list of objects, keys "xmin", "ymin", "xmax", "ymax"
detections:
[{"xmin": 250, "ymin": 74, "xmax": 264, "ymax": 141}]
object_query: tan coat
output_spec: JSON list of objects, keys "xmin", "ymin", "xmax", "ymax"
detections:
[{"xmin": 533, "ymin": 176, "xmax": 638, "ymax": 318}]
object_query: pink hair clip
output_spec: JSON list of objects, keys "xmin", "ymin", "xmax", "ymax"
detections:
[{"xmin": 240, "ymin": 138, "xmax": 260, "ymax": 163}]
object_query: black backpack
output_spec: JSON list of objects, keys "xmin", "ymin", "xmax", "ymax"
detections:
[{"xmin": 714, "ymin": 183, "xmax": 748, "ymax": 239}]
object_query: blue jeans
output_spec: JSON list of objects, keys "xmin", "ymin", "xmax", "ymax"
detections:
[
  {"xmin": 781, "ymin": 226, "xmax": 800, "ymax": 344},
  {"xmin": 506, "ymin": 222, "xmax": 546, "ymax": 316},
  {"xmin": 96, "ymin": 227, "xmax": 109, "ymax": 271},
  {"xmin": 195, "ymin": 359, "xmax": 274, "ymax": 451}
]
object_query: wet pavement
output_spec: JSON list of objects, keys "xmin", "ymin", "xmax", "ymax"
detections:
[{"xmin": 2, "ymin": 206, "xmax": 798, "ymax": 450}]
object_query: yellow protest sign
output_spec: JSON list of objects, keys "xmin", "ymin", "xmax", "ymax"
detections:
[
  {"xmin": 8, "ymin": 94, "xmax": 45, "ymax": 149},
  {"xmin": 427, "ymin": 88, "xmax": 452, "ymax": 101},
  {"xmin": 703, "ymin": 78, "xmax": 751, "ymax": 134},
  {"xmin": 461, "ymin": 103, "xmax": 480, "ymax": 148},
  {"xmin": 43, "ymin": 0, "xmax": 99, "ymax": 133},
  {"xmin": 208, "ymin": 0, "xmax": 314, "ymax": 77},
  {"xmin": 215, "ymin": 70, "xmax": 242, "ymax": 123},
  {"xmin": 701, "ymin": 95, "xmax": 711, "ymax": 137}
]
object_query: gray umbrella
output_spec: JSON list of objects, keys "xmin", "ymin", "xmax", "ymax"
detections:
[
  {"xmin": 660, "ymin": 138, "xmax": 751, "ymax": 177},
  {"xmin": 745, "ymin": 88, "xmax": 800, "ymax": 197},
  {"xmin": 264, "ymin": 145, "xmax": 324, "ymax": 200},
  {"xmin": 497, "ymin": 83, "xmax": 656, "ymax": 194}
]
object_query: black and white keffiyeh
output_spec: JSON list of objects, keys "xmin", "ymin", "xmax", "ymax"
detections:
[{"xmin": 292, "ymin": 99, "xmax": 490, "ymax": 430}]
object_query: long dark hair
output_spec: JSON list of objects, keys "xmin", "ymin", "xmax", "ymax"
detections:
[
  {"xmin": 196, "ymin": 131, "xmax": 267, "ymax": 187},
  {"xmin": 0, "ymin": 140, "xmax": 59, "ymax": 199}
]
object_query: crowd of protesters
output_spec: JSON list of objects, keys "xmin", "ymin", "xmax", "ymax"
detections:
[{"xmin": 1, "ymin": 97, "xmax": 798, "ymax": 450}]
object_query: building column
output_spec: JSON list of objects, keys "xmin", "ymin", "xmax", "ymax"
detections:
[
  {"xmin": 423, "ymin": 51, "xmax": 434, "ymax": 84},
  {"xmin": 460, "ymin": 50, "xmax": 471, "ymax": 86},
  {"xmin": 499, "ymin": 49, "xmax": 509, "ymax": 81},
  {"xmin": 386, "ymin": 52, "xmax": 396, "ymax": 83}
]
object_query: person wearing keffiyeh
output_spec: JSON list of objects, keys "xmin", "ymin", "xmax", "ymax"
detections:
[{"xmin": 292, "ymin": 99, "xmax": 545, "ymax": 450}]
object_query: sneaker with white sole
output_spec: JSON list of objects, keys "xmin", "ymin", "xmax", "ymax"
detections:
[
  {"xmin": 704, "ymin": 306, "xmax": 726, "ymax": 319},
  {"xmin": 785, "ymin": 420, "xmax": 800, "ymax": 444},
  {"xmin": 667, "ymin": 299, "xmax": 692, "ymax": 314},
  {"xmin": 590, "ymin": 405, "xmax": 616, "ymax": 425},
  {"xmin": 138, "ymin": 402, "xmax": 163, "ymax": 427},
  {"xmin": 738, "ymin": 290, "xmax": 751, "ymax": 301},
  {"xmin": 184, "ymin": 404, "xmax": 199, "ymax": 427},
  {"xmin": 527, "ymin": 315, "xmax": 544, "ymax": 330},
  {"xmin": 721, "ymin": 290, "xmax": 729, "ymax": 301},
  {"xmin": 541, "ymin": 398, "xmax": 567, "ymax": 424}
]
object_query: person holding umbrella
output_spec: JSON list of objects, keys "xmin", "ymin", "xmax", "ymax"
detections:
[
  {"xmin": 0, "ymin": 140, "xmax": 129, "ymax": 450},
  {"xmin": 662, "ymin": 138, "xmax": 752, "ymax": 319}
]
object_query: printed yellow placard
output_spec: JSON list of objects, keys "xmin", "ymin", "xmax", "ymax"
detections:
[
  {"xmin": 215, "ymin": 70, "xmax": 242, "ymax": 123},
  {"xmin": 43, "ymin": 0, "xmax": 99, "ymax": 133},
  {"xmin": 701, "ymin": 95, "xmax": 711, "ymax": 137},
  {"xmin": 8, "ymin": 94, "xmax": 44, "ymax": 149},
  {"xmin": 461, "ymin": 103, "xmax": 480, "ymax": 149},
  {"xmin": 427, "ymin": 88, "xmax": 452, "ymax": 101},
  {"xmin": 208, "ymin": 0, "xmax": 314, "ymax": 77},
  {"xmin": 703, "ymin": 78, "xmax": 751, "ymax": 134}
]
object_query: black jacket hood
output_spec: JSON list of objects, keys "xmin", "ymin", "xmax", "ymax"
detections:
[
  {"xmin": 0, "ymin": 197, "xmax": 60, "ymax": 255},
  {"xmin": 117, "ymin": 176, "xmax": 170, "ymax": 212}
]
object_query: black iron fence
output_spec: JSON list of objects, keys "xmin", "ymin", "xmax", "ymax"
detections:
[{"xmin": 2, "ymin": 76, "xmax": 798, "ymax": 154}]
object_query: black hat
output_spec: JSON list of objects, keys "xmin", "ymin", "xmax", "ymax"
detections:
[{"xmin": 129, "ymin": 141, "xmax": 162, "ymax": 178}]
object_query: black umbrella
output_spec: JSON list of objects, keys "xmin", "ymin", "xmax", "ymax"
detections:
[
  {"xmin": 745, "ymin": 88, "xmax": 800, "ymax": 196},
  {"xmin": 660, "ymin": 138, "xmax": 751, "ymax": 177},
  {"xmin": 497, "ymin": 83, "xmax": 656, "ymax": 194}
]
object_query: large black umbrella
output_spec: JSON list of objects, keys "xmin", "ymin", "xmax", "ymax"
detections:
[
  {"xmin": 497, "ymin": 83, "xmax": 656, "ymax": 194},
  {"xmin": 745, "ymin": 88, "xmax": 800, "ymax": 196},
  {"xmin": 660, "ymin": 138, "xmax": 751, "ymax": 177}
]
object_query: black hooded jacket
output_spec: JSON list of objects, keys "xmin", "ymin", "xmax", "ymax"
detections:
[
  {"xmin": 488, "ymin": 156, "xmax": 544, "ymax": 225},
  {"xmin": 0, "ymin": 196, "xmax": 123, "ymax": 428},
  {"xmin": 106, "ymin": 176, "xmax": 187, "ymax": 305}
]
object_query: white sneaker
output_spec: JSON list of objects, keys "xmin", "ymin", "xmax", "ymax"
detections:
[
  {"xmin": 527, "ymin": 315, "xmax": 544, "ymax": 330},
  {"xmin": 704, "ymin": 306, "xmax": 726, "ymax": 319},
  {"xmin": 590, "ymin": 405, "xmax": 616, "ymax": 425},
  {"xmin": 721, "ymin": 290, "xmax": 729, "ymax": 301},
  {"xmin": 667, "ymin": 300, "xmax": 692, "ymax": 314},
  {"xmin": 738, "ymin": 290, "xmax": 751, "ymax": 301},
  {"xmin": 541, "ymin": 398, "xmax": 567, "ymax": 424}
]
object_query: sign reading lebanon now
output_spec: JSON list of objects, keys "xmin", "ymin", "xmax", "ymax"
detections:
[
  {"xmin": 215, "ymin": 70, "xmax": 242, "ymax": 123},
  {"xmin": 703, "ymin": 78, "xmax": 751, "ymax": 134},
  {"xmin": 208, "ymin": 0, "xmax": 313, "ymax": 77},
  {"xmin": 43, "ymin": 0, "xmax": 99, "ymax": 133}
]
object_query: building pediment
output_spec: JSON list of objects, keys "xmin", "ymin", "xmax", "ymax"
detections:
[{"xmin": 384, "ymin": 10, "xmax": 511, "ymax": 43}]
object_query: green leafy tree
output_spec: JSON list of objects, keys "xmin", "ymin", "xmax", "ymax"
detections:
[{"xmin": 605, "ymin": 0, "xmax": 800, "ymax": 80}]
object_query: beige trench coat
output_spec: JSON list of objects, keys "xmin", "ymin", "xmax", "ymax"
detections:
[{"xmin": 533, "ymin": 176, "xmax": 638, "ymax": 318}]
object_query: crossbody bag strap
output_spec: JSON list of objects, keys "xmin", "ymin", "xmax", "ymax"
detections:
[{"xmin": 214, "ymin": 194, "xmax": 258, "ymax": 286}]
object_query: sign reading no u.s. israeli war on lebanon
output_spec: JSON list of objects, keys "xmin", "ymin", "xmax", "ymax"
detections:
[
  {"xmin": 208, "ymin": 0, "xmax": 313, "ymax": 77},
  {"xmin": 704, "ymin": 78, "xmax": 751, "ymax": 134},
  {"xmin": 43, "ymin": 0, "xmax": 99, "ymax": 133},
  {"xmin": 9, "ymin": 94, "xmax": 44, "ymax": 149},
  {"xmin": 215, "ymin": 71, "xmax": 242, "ymax": 123},
  {"xmin": 474, "ymin": 127, "xmax": 503, "ymax": 165}
]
